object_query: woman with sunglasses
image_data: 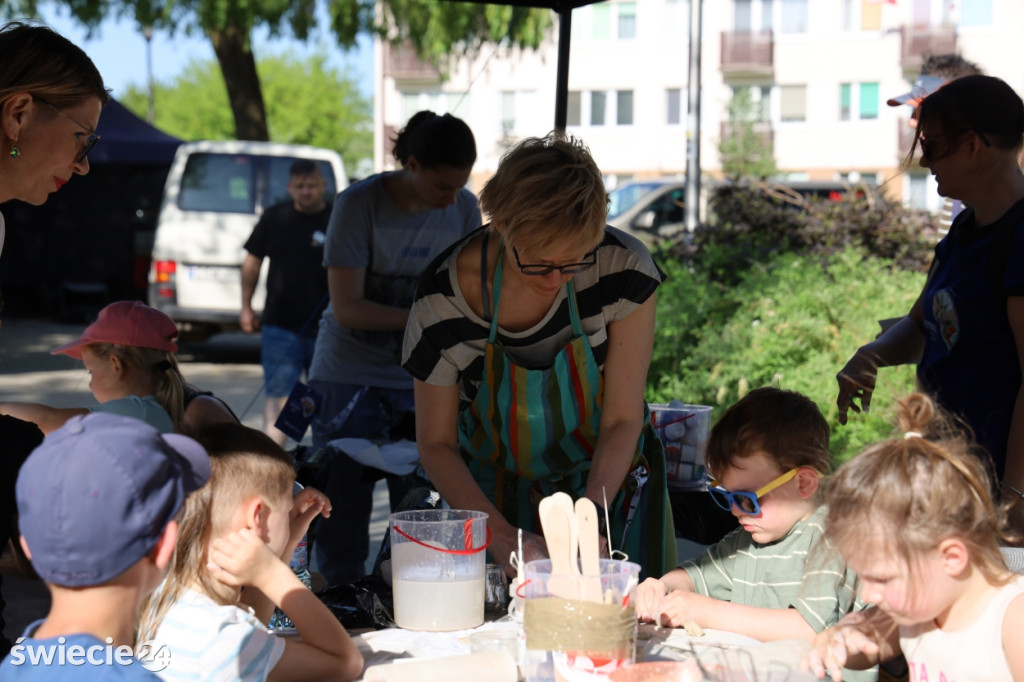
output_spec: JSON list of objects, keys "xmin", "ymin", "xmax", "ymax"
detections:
[
  {"xmin": 402, "ymin": 132, "xmax": 676, "ymax": 578},
  {"xmin": 836, "ymin": 75, "xmax": 1024, "ymax": 504},
  {"xmin": 0, "ymin": 20, "xmax": 107, "ymax": 656}
]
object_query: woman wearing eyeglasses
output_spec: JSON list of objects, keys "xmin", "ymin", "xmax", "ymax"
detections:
[
  {"xmin": 836, "ymin": 75, "xmax": 1024, "ymax": 504},
  {"xmin": 0, "ymin": 20, "xmax": 106, "ymax": 656},
  {"xmin": 402, "ymin": 132, "xmax": 676, "ymax": 578}
]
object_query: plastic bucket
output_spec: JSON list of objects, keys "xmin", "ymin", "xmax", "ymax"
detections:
[
  {"xmin": 522, "ymin": 559, "xmax": 640, "ymax": 681},
  {"xmin": 389, "ymin": 509, "xmax": 490, "ymax": 631},
  {"xmin": 649, "ymin": 403, "xmax": 713, "ymax": 490}
]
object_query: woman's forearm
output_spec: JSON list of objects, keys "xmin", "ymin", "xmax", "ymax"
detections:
[
  {"xmin": 584, "ymin": 417, "xmax": 645, "ymax": 506},
  {"xmin": 859, "ymin": 315, "xmax": 926, "ymax": 368},
  {"xmin": 0, "ymin": 403, "xmax": 86, "ymax": 434}
]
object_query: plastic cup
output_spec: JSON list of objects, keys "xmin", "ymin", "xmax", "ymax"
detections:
[
  {"xmin": 522, "ymin": 559, "xmax": 640, "ymax": 681},
  {"xmin": 389, "ymin": 509, "xmax": 489, "ymax": 631},
  {"xmin": 649, "ymin": 403, "xmax": 713, "ymax": 490}
]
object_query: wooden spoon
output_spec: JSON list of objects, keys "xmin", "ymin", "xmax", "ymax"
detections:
[
  {"xmin": 575, "ymin": 497, "xmax": 603, "ymax": 602},
  {"xmin": 538, "ymin": 495, "xmax": 575, "ymax": 598}
]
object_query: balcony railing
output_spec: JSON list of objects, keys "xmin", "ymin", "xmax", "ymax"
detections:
[
  {"xmin": 720, "ymin": 31, "xmax": 774, "ymax": 76},
  {"xmin": 900, "ymin": 24, "xmax": 956, "ymax": 72},
  {"xmin": 383, "ymin": 41, "xmax": 440, "ymax": 81}
]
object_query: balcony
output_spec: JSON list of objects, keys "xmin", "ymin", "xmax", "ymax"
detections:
[
  {"xmin": 383, "ymin": 41, "xmax": 441, "ymax": 82},
  {"xmin": 900, "ymin": 25, "xmax": 957, "ymax": 74},
  {"xmin": 720, "ymin": 31, "xmax": 774, "ymax": 78}
]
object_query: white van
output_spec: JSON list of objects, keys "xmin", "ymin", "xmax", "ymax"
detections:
[{"xmin": 148, "ymin": 140, "xmax": 347, "ymax": 339}]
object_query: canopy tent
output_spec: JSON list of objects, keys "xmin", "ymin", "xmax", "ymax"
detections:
[{"xmin": 89, "ymin": 98, "xmax": 183, "ymax": 165}]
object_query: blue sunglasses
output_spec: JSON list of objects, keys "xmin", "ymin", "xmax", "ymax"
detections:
[{"xmin": 704, "ymin": 468, "xmax": 800, "ymax": 515}]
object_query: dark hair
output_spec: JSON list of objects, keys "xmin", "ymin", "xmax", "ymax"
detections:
[
  {"xmin": 704, "ymin": 386, "xmax": 831, "ymax": 478},
  {"xmin": 290, "ymin": 159, "xmax": 321, "ymax": 178},
  {"xmin": 920, "ymin": 53, "xmax": 983, "ymax": 80},
  {"xmin": 0, "ymin": 21, "xmax": 108, "ymax": 109},
  {"xmin": 916, "ymin": 75, "xmax": 1024, "ymax": 152},
  {"xmin": 391, "ymin": 110, "xmax": 476, "ymax": 170}
]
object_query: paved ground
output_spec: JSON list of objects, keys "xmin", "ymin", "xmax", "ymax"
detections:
[{"xmin": 0, "ymin": 316, "xmax": 392, "ymax": 643}]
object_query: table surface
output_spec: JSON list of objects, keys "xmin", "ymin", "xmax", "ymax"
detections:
[{"xmin": 352, "ymin": 620, "xmax": 817, "ymax": 681}]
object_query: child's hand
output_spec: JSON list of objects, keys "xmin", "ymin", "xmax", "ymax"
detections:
[
  {"xmin": 635, "ymin": 577, "xmax": 668, "ymax": 623},
  {"xmin": 654, "ymin": 590, "xmax": 711, "ymax": 630},
  {"xmin": 802, "ymin": 624, "xmax": 879, "ymax": 681},
  {"xmin": 207, "ymin": 528, "xmax": 283, "ymax": 590},
  {"xmin": 288, "ymin": 485, "xmax": 331, "ymax": 547}
]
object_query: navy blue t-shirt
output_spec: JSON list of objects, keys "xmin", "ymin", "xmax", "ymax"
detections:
[{"xmin": 918, "ymin": 198, "xmax": 1024, "ymax": 476}]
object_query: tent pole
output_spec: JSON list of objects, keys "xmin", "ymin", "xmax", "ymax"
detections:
[
  {"xmin": 684, "ymin": 0, "xmax": 703, "ymax": 231},
  {"xmin": 554, "ymin": 6, "xmax": 572, "ymax": 132}
]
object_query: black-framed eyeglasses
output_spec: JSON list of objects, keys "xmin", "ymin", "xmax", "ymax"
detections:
[
  {"xmin": 34, "ymin": 97, "xmax": 101, "ymax": 163},
  {"xmin": 919, "ymin": 129, "xmax": 991, "ymax": 163},
  {"xmin": 511, "ymin": 245, "xmax": 598, "ymax": 276}
]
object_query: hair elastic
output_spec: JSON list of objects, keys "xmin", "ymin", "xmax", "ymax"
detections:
[{"xmin": 904, "ymin": 431, "xmax": 922, "ymax": 440}]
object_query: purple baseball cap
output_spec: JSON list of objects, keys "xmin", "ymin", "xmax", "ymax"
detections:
[{"xmin": 16, "ymin": 413, "xmax": 210, "ymax": 587}]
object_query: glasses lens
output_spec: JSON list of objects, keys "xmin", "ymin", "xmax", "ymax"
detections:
[
  {"xmin": 706, "ymin": 487, "xmax": 732, "ymax": 511},
  {"xmin": 736, "ymin": 493, "xmax": 760, "ymax": 515},
  {"xmin": 561, "ymin": 262, "xmax": 596, "ymax": 274},
  {"xmin": 521, "ymin": 265, "xmax": 554, "ymax": 276},
  {"xmin": 77, "ymin": 135, "xmax": 98, "ymax": 163}
]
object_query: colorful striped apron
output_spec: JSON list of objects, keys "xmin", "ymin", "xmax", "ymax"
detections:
[{"xmin": 457, "ymin": 244, "xmax": 676, "ymax": 578}]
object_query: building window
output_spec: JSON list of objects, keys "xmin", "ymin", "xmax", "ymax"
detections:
[
  {"xmin": 617, "ymin": 90, "xmax": 634, "ymax": 125},
  {"xmin": 500, "ymin": 90, "xmax": 538, "ymax": 135},
  {"xmin": 667, "ymin": 88, "xmax": 682, "ymax": 125},
  {"xmin": 403, "ymin": 91, "xmax": 470, "ymax": 121},
  {"xmin": 843, "ymin": 0, "xmax": 881, "ymax": 31},
  {"xmin": 501, "ymin": 92, "xmax": 515, "ymax": 135},
  {"xmin": 839, "ymin": 83, "xmax": 851, "ymax": 121},
  {"xmin": 567, "ymin": 91, "xmax": 582, "ymax": 127},
  {"xmin": 960, "ymin": 0, "xmax": 992, "ymax": 26},
  {"xmin": 780, "ymin": 85, "xmax": 806, "ymax": 122},
  {"xmin": 908, "ymin": 174, "xmax": 929, "ymax": 210},
  {"xmin": 859, "ymin": 82, "xmax": 879, "ymax": 120},
  {"xmin": 592, "ymin": 3, "xmax": 611, "ymax": 39},
  {"xmin": 591, "ymin": 91, "xmax": 607, "ymax": 126},
  {"xmin": 780, "ymin": 0, "xmax": 808, "ymax": 33},
  {"xmin": 617, "ymin": 2, "xmax": 637, "ymax": 39},
  {"xmin": 733, "ymin": 85, "xmax": 771, "ymax": 122}
]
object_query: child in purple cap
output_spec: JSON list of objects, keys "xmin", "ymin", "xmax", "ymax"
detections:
[
  {"xmin": 137, "ymin": 422, "xmax": 363, "ymax": 681},
  {"xmin": 0, "ymin": 300, "xmax": 187, "ymax": 434},
  {"xmin": 0, "ymin": 412, "xmax": 211, "ymax": 679}
]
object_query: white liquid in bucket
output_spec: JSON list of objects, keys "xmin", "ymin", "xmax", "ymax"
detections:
[{"xmin": 392, "ymin": 576, "xmax": 485, "ymax": 631}]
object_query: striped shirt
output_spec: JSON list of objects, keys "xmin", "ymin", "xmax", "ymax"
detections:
[
  {"xmin": 154, "ymin": 589, "xmax": 285, "ymax": 682},
  {"xmin": 401, "ymin": 226, "xmax": 665, "ymax": 405},
  {"xmin": 683, "ymin": 505, "xmax": 862, "ymax": 630}
]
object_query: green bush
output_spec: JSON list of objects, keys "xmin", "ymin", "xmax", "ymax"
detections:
[{"xmin": 649, "ymin": 246, "xmax": 925, "ymax": 466}]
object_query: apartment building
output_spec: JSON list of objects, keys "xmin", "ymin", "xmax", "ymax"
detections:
[{"xmin": 374, "ymin": 0, "xmax": 1023, "ymax": 213}]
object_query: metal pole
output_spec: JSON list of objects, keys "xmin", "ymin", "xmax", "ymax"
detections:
[
  {"xmin": 554, "ymin": 7, "xmax": 572, "ymax": 132},
  {"xmin": 143, "ymin": 25, "xmax": 155, "ymax": 125},
  {"xmin": 684, "ymin": 0, "xmax": 703, "ymax": 231}
]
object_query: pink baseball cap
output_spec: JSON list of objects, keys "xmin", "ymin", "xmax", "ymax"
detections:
[{"xmin": 51, "ymin": 300, "xmax": 179, "ymax": 359}]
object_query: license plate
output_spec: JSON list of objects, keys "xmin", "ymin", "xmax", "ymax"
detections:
[{"xmin": 187, "ymin": 265, "xmax": 239, "ymax": 282}]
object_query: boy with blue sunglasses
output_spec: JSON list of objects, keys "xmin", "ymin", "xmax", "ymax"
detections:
[{"xmin": 637, "ymin": 387, "xmax": 871, "ymax": 680}]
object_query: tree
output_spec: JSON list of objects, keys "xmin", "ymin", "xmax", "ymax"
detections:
[
  {"xmin": 31, "ymin": 0, "xmax": 551, "ymax": 141},
  {"xmin": 119, "ymin": 51, "xmax": 372, "ymax": 171},
  {"xmin": 718, "ymin": 88, "xmax": 777, "ymax": 180}
]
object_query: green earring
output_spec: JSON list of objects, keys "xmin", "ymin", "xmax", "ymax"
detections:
[{"xmin": 9, "ymin": 144, "xmax": 18, "ymax": 159}]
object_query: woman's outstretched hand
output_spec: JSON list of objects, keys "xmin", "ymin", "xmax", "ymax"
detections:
[{"xmin": 836, "ymin": 348, "xmax": 880, "ymax": 425}]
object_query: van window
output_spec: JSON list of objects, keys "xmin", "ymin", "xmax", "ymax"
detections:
[
  {"xmin": 178, "ymin": 154, "xmax": 338, "ymax": 214},
  {"xmin": 265, "ymin": 157, "xmax": 338, "ymax": 207},
  {"xmin": 179, "ymin": 154, "xmax": 257, "ymax": 213}
]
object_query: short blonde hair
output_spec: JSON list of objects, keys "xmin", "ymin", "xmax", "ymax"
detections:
[
  {"xmin": 137, "ymin": 424, "xmax": 294, "ymax": 644},
  {"xmin": 825, "ymin": 393, "xmax": 1017, "ymax": 587},
  {"xmin": 479, "ymin": 132, "xmax": 608, "ymax": 256}
]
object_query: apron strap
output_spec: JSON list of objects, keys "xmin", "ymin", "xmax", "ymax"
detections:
[{"xmin": 480, "ymin": 231, "xmax": 492, "ymax": 323}]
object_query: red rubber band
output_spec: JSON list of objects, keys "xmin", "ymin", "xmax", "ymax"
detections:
[
  {"xmin": 515, "ymin": 578, "xmax": 532, "ymax": 598},
  {"xmin": 391, "ymin": 523, "xmax": 492, "ymax": 555}
]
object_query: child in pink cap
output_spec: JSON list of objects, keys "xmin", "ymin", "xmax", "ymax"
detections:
[{"xmin": 0, "ymin": 300, "xmax": 185, "ymax": 433}]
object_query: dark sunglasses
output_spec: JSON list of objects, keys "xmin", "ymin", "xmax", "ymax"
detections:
[
  {"xmin": 512, "ymin": 245, "xmax": 598, "ymax": 276},
  {"xmin": 919, "ymin": 129, "xmax": 991, "ymax": 163},
  {"xmin": 34, "ymin": 97, "xmax": 101, "ymax": 163}
]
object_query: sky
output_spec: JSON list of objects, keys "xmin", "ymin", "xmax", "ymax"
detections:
[{"xmin": 39, "ymin": 9, "xmax": 376, "ymax": 99}]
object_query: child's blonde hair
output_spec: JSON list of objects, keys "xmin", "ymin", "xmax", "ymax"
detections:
[
  {"xmin": 88, "ymin": 342, "xmax": 186, "ymax": 430},
  {"xmin": 137, "ymin": 423, "xmax": 295, "ymax": 643},
  {"xmin": 825, "ymin": 392, "xmax": 1017, "ymax": 586}
]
